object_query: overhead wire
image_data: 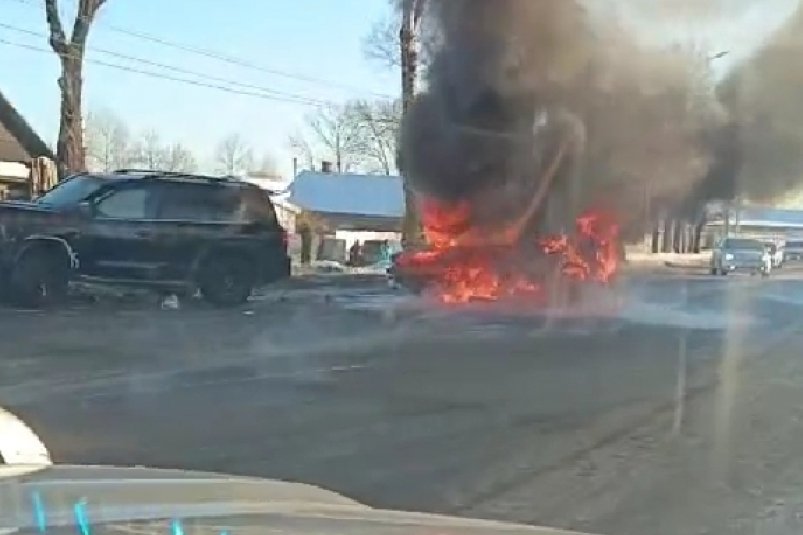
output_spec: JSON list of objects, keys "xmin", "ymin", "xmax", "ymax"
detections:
[
  {"xmin": 0, "ymin": 21, "xmax": 335, "ymax": 107},
  {"xmin": 1, "ymin": 0, "xmax": 396, "ymax": 99},
  {"xmin": 0, "ymin": 36, "xmax": 336, "ymax": 107}
]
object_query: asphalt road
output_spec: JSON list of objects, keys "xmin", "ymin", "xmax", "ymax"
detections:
[{"xmin": 3, "ymin": 269, "xmax": 803, "ymax": 535}]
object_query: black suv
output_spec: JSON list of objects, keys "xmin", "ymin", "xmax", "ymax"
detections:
[{"xmin": 0, "ymin": 170, "xmax": 291, "ymax": 307}]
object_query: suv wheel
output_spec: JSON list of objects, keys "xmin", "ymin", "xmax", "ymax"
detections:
[
  {"xmin": 198, "ymin": 256, "xmax": 254, "ymax": 307},
  {"xmin": 9, "ymin": 248, "xmax": 69, "ymax": 308}
]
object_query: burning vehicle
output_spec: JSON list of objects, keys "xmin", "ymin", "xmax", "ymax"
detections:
[
  {"xmin": 390, "ymin": 0, "xmax": 623, "ymax": 306},
  {"xmin": 387, "ymin": 0, "xmax": 718, "ymax": 307},
  {"xmin": 389, "ymin": 182, "xmax": 622, "ymax": 306}
]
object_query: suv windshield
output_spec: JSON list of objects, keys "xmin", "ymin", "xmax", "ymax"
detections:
[
  {"xmin": 723, "ymin": 238, "xmax": 765, "ymax": 250},
  {"xmin": 36, "ymin": 175, "xmax": 106, "ymax": 208}
]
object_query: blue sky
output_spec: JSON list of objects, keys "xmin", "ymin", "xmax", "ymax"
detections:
[
  {"xmin": 0, "ymin": 0, "xmax": 798, "ymax": 177},
  {"xmin": 0, "ymin": 0, "xmax": 398, "ymax": 175}
]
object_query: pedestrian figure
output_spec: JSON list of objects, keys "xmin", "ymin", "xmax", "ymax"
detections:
[
  {"xmin": 349, "ymin": 240, "xmax": 362, "ymax": 267},
  {"xmin": 380, "ymin": 240, "xmax": 391, "ymax": 264}
]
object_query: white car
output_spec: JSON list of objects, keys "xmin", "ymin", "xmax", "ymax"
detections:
[{"xmin": 784, "ymin": 239, "xmax": 803, "ymax": 262}]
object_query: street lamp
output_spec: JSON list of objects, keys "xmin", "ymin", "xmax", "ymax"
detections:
[{"xmin": 709, "ymin": 50, "xmax": 730, "ymax": 62}]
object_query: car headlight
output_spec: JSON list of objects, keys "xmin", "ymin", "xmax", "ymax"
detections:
[{"xmin": 725, "ymin": 253, "xmax": 734, "ymax": 260}]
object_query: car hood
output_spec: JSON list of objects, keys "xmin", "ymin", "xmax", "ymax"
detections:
[
  {"xmin": 0, "ymin": 465, "xmax": 590, "ymax": 535},
  {"xmin": 0, "ymin": 200, "xmax": 53, "ymax": 214}
]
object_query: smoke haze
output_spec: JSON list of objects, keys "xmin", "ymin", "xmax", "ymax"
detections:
[{"xmin": 400, "ymin": 0, "xmax": 727, "ymax": 233}]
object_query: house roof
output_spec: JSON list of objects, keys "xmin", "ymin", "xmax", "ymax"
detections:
[
  {"xmin": 0, "ymin": 90, "xmax": 53, "ymax": 163},
  {"xmin": 707, "ymin": 205, "xmax": 803, "ymax": 229},
  {"xmin": 289, "ymin": 171, "xmax": 404, "ymax": 218}
]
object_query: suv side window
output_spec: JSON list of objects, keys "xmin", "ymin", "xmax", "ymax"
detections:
[
  {"xmin": 95, "ymin": 186, "xmax": 156, "ymax": 219},
  {"xmin": 243, "ymin": 188, "xmax": 278, "ymax": 226},
  {"xmin": 157, "ymin": 182, "xmax": 244, "ymax": 222}
]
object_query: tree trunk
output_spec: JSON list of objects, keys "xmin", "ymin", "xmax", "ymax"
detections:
[
  {"xmin": 692, "ymin": 221, "xmax": 704, "ymax": 253},
  {"xmin": 672, "ymin": 220, "xmax": 683, "ymax": 253},
  {"xmin": 400, "ymin": 1, "xmax": 422, "ymax": 247},
  {"xmin": 662, "ymin": 218, "xmax": 674, "ymax": 253},
  {"xmin": 651, "ymin": 220, "xmax": 660, "ymax": 254},
  {"xmin": 56, "ymin": 57, "xmax": 86, "ymax": 178}
]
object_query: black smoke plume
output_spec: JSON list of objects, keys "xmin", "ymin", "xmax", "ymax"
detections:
[{"xmin": 401, "ymin": 0, "xmax": 717, "ymax": 235}]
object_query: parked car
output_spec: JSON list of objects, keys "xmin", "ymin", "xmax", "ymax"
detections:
[
  {"xmin": 710, "ymin": 237, "xmax": 772, "ymax": 276},
  {"xmin": 784, "ymin": 239, "xmax": 803, "ymax": 262},
  {"xmin": 0, "ymin": 170, "xmax": 291, "ymax": 307}
]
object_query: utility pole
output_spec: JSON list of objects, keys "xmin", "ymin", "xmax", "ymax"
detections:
[{"xmin": 399, "ymin": 0, "xmax": 425, "ymax": 247}]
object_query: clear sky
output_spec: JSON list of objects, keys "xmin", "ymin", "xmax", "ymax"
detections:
[
  {"xmin": 0, "ymin": 0, "xmax": 798, "ymax": 177},
  {"xmin": 0, "ymin": 0, "xmax": 399, "ymax": 176}
]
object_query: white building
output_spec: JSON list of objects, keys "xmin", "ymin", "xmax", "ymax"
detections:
[{"xmin": 0, "ymin": 90, "xmax": 55, "ymax": 199}]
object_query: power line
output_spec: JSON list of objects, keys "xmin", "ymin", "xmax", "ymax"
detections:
[
  {"xmin": 0, "ymin": 36, "xmax": 335, "ymax": 107},
  {"xmin": 0, "ymin": 22, "xmax": 335, "ymax": 107},
  {"xmin": 1, "ymin": 0, "xmax": 396, "ymax": 99},
  {"xmin": 103, "ymin": 25, "xmax": 394, "ymax": 99}
]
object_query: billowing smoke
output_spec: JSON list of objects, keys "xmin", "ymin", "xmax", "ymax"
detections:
[
  {"xmin": 401, "ymin": 0, "xmax": 716, "ymax": 236},
  {"xmin": 700, "ymin": 2, "xmax": 803, "ymax": 205}
]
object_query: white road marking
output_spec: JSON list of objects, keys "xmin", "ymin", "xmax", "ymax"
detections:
[{"xmin": 0, "ymin": 406, "xmax": 51, "ymax": 466}]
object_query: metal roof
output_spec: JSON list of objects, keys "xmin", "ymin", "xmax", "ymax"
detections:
[
  {"xmin": 0, "ymin": 89, "xmax": 53, "ymax": 162},
  {"xmin": 708, "ymin": 206, "xmax": 803, "ymax": 229},
  {"xmin": 289, "ymin": 171, "xmax": 404, "ymax": 218}
]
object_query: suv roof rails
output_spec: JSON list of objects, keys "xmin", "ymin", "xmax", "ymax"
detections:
[
  {"xmin": 113, "ymin": 169, "xmax": 184, "ymax": 175},
  {"xmin": 112, "ymin": 169, "xmax": 241, "ymax": 183}
]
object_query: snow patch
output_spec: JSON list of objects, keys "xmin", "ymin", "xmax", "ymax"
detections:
[{"xmin": 0, "ymin": 406, "xmax": 51, "ymax": 465}]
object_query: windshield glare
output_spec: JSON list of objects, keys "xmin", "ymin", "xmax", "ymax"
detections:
[
  {"xmin": 36, "ymin": 175, "xmax": 105, "ymax": 207},
  {"xmin": 723, "ymin": 238, "xmax": 765, "ymax": 250}
]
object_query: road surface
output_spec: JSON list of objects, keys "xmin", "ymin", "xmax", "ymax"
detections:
[{"xmin": 2, "ymin": 270, "xmax": 803, "ymax": 535}]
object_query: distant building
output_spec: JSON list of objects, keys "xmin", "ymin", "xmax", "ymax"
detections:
[
  {"xmin": 0, "ymin": 90, "xmax": 55, "ymax": 199},
  {"xmin": 290, "ymin": 171, "xmax": 403, "ymax": 230},
  {"xmin": 289, "ymin": 171, "xmax": 404, "ymax": 263},
  {"xmin": 704, "ymin": 204, "xmax": 803, "ymax": 245}
]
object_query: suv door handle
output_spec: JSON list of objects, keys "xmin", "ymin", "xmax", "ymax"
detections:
[{"xmin": 135, "ymin": 230, "xmax": 153, "ymax": 238}]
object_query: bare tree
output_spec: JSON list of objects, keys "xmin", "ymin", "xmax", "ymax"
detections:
[
  {"xmin": 364, "ymin": 15, "xmax": 401, "ymax": 68},
  {"xmin": 363, "ymin": 0, "xmax": 436, "ymax": 69},
  {"xmin": 303, "ymin": 104, "xmax": 362, "ymax": 173},
  {"xmin": 362, "ymin": 0, "xmax": 430, "ymax": 241},
  {"xmin": 164, "ymin": 143, "xmax": 197, "ymax": 172},
  {"xmin": 129, "ymin": 130, "xmax": 168, "ymax": 170},
  {"xmin": 288, "ymin": 132, "xmax": 316, "ymax": 172},
  {"xmin": 351, "ymin": 99, "xmax": 402, "ymax": 175},
  {"xmin": 216, "ymin": 134, "xmax": 253, "ymax": 175},
  {"xmin": 253, "ymin": 152, "xmax": 279, "ymax": 176},
  {"xmin": 45, "ymin": 0, "xmax": 108, "ymax": 177},
  {"xmin": 85, "ymin": 108, "xmax": 130, "ymax": 172}
]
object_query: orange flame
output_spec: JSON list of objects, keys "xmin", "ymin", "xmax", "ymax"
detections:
[{"xmin": 396, "ymin": 199, "xmax": 620, "ymax": 304}]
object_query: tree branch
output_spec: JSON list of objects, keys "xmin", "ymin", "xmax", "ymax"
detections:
[
  {"xmin": 71, "ymin": 0, "xmax": 106, "ymax": 52},
  {"xmin": 44, "ymin": 0, "xmax": 68, "ymax": 55},
  {"xmin": 412, "ymin": 0, "xmax": 425, "ymax": 26}
]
